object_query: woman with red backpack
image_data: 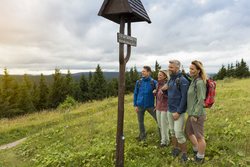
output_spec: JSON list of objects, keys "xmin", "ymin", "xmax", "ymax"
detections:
[
  {"xmin": 185, "ymin": 60, "xmax": 207, "ymax": 165},
  {"xmin": 153, "ymin": 69, "xmax": 170, "ymax": 147}
]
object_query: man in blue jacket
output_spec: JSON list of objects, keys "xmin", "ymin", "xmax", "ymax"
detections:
[
  {"xmin": 162, "ymin": 60, "xmax": 189, "ymax": 163},
  {"xmin": 134, "ymin": 66, "xmax": 158, "ymax": 141}
]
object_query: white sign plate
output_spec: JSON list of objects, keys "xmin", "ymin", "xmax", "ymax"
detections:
[{"xmin": 117, "ymin": 33, "xmax": 137, "ymax": 47}]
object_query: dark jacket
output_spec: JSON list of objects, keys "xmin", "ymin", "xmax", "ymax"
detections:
[
  {"xmin": 163, "ymin": 71, "xmax": 189, "ymax": 114},
  {"xmin": 133, "ymin": 76, "xmax": 157, "ymax": 108}
]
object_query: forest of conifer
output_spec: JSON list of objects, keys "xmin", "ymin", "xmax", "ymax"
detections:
[
  {"xmin": 213, "ymin": 58, "xmax": 250, "ymax": 80},
  {"xmin": 0, "ymin": 64, "xmax": 141, "ymax": 118},
  {"xmin": 0, "ymin": 59, "xmax": 249, "ymax": 118}
]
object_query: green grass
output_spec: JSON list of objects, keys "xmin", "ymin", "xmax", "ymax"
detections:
[{"xmin": 0, "ymin": 78, "xmax": 250, "ymax": 166}]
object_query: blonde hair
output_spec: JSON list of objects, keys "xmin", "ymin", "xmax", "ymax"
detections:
[
  {"xmin": 191, "ymin": 60, "xmax": 207, "ymax": 84},
  {"xmin": 159, "ymin": 69, "xmax": 170, "ymax": 81}
]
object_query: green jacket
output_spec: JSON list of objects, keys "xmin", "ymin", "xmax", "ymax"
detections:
[{"xmin": 187, "ymin": 75, "xmax": 206, "ymax": 118}]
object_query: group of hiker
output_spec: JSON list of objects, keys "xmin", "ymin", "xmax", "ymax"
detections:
[{"xmin": 133, "ymin": 60, "xmax": 211, "ymax": 164}]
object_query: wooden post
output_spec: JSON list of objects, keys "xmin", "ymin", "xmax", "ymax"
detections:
[
  {"xmin": 115, "ymin": 15, "xmax": 131, "ymax": 167},
  {"xmin": 98, "ymin": 0, "xmax": 151, "ymax": 167},
  {"xmin": 98, "ymin": 2, "xmax": 149, "ymax": 166}
]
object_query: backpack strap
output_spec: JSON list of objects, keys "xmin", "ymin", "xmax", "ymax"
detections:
[
  {"xmin": 155, "ymin": 83, "xmax": 159, "ymax": 94},
  {"xmin": 194, "ymin": 78, "xmax": 201, "ymax": 92},
  {"xmin": 175, "ymin": 74, "xmax": 182, "ymax": 91},
  {"xmin": 151, "ymin": 78, "xmax": 155, "ymax": 90},
  {"xmin": 166, "ymin": 78, "xmax": 170, "ymax": 84},
  {"xmin": 137, "ymin": 78, "xmax": 143, "ymax": 90},
  {"xmin": 176, "ymin": 73, "xmax": 192, "ymax": 91},
  {"xmin": 163, "ymin": 78, "xmax": 170, "ymax": 103},
  {"xmin": 162, "ymin": 80, "xmax": 168, "ymax": 104}
]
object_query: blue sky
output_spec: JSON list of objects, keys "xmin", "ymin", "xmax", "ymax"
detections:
[{"xmin": 0, "ymin": 0, "xmax": 249, "ymax": 75}]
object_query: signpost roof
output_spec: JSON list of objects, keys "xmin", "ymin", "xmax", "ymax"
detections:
[{"xmin": 98, "ymin": 0, "xmax": 151, "ymax": 24}]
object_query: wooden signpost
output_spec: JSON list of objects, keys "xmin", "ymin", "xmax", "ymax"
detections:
[
  {"xmin": 98, "ymin": 1, "xmax": 151, "ymax": 166},
  {"xmin": 117, "ymin": 33, "xmax": 137, "ymax": 47}
]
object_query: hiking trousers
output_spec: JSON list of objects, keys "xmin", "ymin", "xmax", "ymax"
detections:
[
  {"xmin": 167, "ymin": 111, "xmax": 186, "ymax": 144},
  {"xmin": 137, "ymin": 106, "xmax": 161, "ymax": 141},
  {"xmin": 156, "ymin": 110, "xmax": 170, "ymax": 145}
]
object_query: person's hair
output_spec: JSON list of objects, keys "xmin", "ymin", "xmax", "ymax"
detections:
[
  {"xmin": 159, "ymin": 69, "xmax": 170, "ymax": 81},
  {"xmin": 191, "ymin": 60, "xmax": 207, "ymax": 84},
  {"xmin": 169, "ymin": 60, "xmax": 181, "ymax": 68},
  {"xmin": 143, "ymin": 66, "xmax": 151, "ymax": 73}
]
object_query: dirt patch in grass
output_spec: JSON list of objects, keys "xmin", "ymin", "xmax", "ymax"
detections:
[{"xmin": 0, "ymin": 137, "xmax": 27, "ymax": 150}]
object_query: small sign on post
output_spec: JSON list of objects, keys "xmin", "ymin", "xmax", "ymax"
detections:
[{"xmin": 117, "ymin": 33, "xmax": 137, "ymax": 47}]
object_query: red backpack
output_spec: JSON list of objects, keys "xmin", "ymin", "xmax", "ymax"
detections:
[{"xmin": 194, "ymin": 78, "xmax": 216, "ymax": 108}]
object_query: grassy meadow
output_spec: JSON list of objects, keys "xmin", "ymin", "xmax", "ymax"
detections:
[{"xmin": 0, "ymin": 78, "xmax": 250, "ymax": 167}]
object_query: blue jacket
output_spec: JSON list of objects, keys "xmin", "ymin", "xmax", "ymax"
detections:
[
  {"xmin": 133, "ymin": 76, "xmax": 157, "ymax": 108},
  {"xmin": 163, "ymin": 72, "xmax": 189, "ymax": 114}
]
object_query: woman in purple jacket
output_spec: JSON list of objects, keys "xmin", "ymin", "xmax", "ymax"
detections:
[{"xmin": 153, "ymin": 69, "xmax": 170, "ymax": 147}]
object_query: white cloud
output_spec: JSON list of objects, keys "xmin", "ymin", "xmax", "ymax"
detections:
[
  {"xmin": 0, "ymin": 0, "xmax": 250, "ymax": 75},
  {"xmin": 150, "ymin": 5, "xmax": 158, "ymax": 12},
  {"xmin": 193, "ymin": 0, "xmax": 207, "ymax": 3}
]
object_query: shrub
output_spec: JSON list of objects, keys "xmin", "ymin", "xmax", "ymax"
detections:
[{"xmin": 58, "ymin": 95, "xmax": 78, "ymax": 111}]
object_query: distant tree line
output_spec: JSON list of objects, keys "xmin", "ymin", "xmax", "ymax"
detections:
[
  {"xmin": 0, "ymin": 61, "xmax": 166, "ymax": 118},
  {"xmin": 3, "ymin": 58, "xmax": 249, "ymax": 118},
  {"xmin": 213, "ymin": 58, "xmax": 250, "ymax": 80},
  {"xmin": 0, "ymin": 64, "xmax": 147, "ymax": 118}
]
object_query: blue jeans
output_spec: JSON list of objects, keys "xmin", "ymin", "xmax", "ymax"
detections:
[{"xmin": 137, "ymin": 106, "xmax": 161, "ymax": 141}]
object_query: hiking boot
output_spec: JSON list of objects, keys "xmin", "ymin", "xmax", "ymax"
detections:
[
  {"xmin": 136, "ymin": 135, "xmax": 143, "ymax": 142},
  {"xmin": 160, "ymin": 143, "xmax": 167, "ymax": 147},
  {"xmin": 140, "ymin": 133, "xmax": 146, "ymax": 141},
  {"xmin": 170, "ymin": 148, "xmax": 180, "ymax": 157},
  {"xmin": 194, "ymin": 156, "xmax": 205, "ymax": 165},
  {"xmin": 180, "ymin": 153, "xmax": 188, "ymax": 164},
  {"xmin": 193, "ymin": 150, "xmax": 198, "ymax": 157}
]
